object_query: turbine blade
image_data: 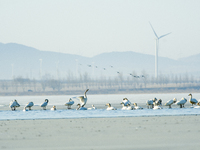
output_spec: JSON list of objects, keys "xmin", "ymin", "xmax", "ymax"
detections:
[
  {"xmin": 149, "ymin": 22, "xmax": 159, "ymax": 39},
  {"xmin": 159, "ymin": 32, "xmax": 171, "ymax": 39}
]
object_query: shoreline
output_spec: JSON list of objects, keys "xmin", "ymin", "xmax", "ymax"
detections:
[{"xmin": 0, "ymin": 113, "xmax": 200, "ymax": 121}]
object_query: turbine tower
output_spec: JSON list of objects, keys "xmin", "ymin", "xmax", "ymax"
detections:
[{"xmin": 149, "ymin": 22, "xmax": 171, "ymax": 78}]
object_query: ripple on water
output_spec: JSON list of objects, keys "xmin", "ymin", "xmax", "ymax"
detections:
[{"xmin": 0, "ymin": 108, "xmax": 200, "ymax": 120}]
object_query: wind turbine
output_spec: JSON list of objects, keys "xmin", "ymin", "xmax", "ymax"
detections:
[{"xmin": 149, "ymin": 22, "xmax": 171, "ymax": 78}]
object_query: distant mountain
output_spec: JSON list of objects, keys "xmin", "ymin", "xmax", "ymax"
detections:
[{"xmin": 0, "ymin": 42, "xmax": 199, "ymax": 80}]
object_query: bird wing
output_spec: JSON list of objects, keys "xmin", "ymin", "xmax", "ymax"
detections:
[
  {"xmin": 165, "ymin": 100, "xmax": 173, "ymax": 106},
  {"xmin": 40, "ymin": 102, "xmax": 47, "ymax": 107},
  {"xmin": 123, "ymin": 100, "xmax": 131, "ymax": 106},
  {"xmin": 70, "ymin": 97, "xmax": 80, "ymax": 101},
  {"xmin": 176, "ymin": 99, "xmax": 186, "ymax": 105},
  {"xmin": 78, "ymin": 96, "xmax": 87, "ymax": 106},
  {"xmin": 65, "ymin": 101, "xmax": 74, "ymax": 105},
  {"xmin": 9, "ymin": 101, "xmax": 15, "ymax": 108},
  {"xmin": 25, "ymin": 102, "xmax": 34, "ymax": 107},
  {"xmin": 147, "ymin": 100, "xmax": 153, "ymax": 105},
  {"xmin": 191, "ymin": 98, "xmax": 198, "ymax": 103}
]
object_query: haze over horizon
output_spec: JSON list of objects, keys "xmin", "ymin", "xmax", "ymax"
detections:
[{"xmin": 1, "ymin": 0, "xmax": 200, "ymax": 60}]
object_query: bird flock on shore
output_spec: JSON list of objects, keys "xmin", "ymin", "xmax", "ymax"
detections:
[{"xmin": 8, "ymin": 89, "xmax": 200, "ymax": 111}]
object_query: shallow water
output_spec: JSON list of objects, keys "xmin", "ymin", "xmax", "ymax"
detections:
[{"xmin": 0, "ymin": 93, "xmax": 200, "ymax": 120}]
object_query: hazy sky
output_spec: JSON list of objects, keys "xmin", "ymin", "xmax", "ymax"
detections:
[{"xmin": 0, "ymin": 0, "xmax": 200, "ymax": 60}]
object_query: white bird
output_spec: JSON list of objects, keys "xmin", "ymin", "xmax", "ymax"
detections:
[
  {"xmin": 51, "ymin": 105, "xmax": 56, "ymax": 111},
  {"xmin": 153, "ymin": 101, "xmax": 163, "ymax": 110},
  {"xmin": 105, "ymin": 103, "xmax": 117, "ymax": 110},
  {"xmin": 194, "ymin": 105, "xmax": 200, "ymax": 109},
  {"xmin": 156, "ymin": 99, "xmax": 162, "ymax": 106},
  {"xmin": 193, "ymin": 101, "xmax": 200, "ymax": 108},
  {"xmin": 40, "ymin": 99, "xmax": 49, "ymax": 110},
  {"xmin": 65, "ymin": 98, "xmax": 74, "ymax": 109},
  {"xmin": 127, "ymin": 104, "xmax": 134, "ymax": 110},
  {"xmin": 120, "ymin": 102, "xmax": 128, "ymax": 110},
  {"xmin": 25, "ymin": 102, "xmax": 34, "ymax": 110},
  {"xmin": 9, "ymin": 99, "xmax": 20, "ymax": 111},
  {"xmin": 122, "ymin": 98, "xmax": 131, "ymax": 106},
  {"xmin": 76, "ymin": 104, "xmax": 87, "ymax": 110},
  {"xmin": 152, "ymin": 97, "xmax": 158, "ymax": 108},
  {"xmin": 153, "ymin": 104, "xmax": 163, "ymax": 110},
  {"xmin": 164, "ymin": 98, "xmax": 177, "ymax": 108},
  {"xmin": 188, "ymin": 93, "xmax": 198, "ymax": 106},
  {"xmin": 146, "ymin": 100, "xmax": 154, "ymax": 109},
  {"xmin": 87, "ymin": 105, "xmax": 97, "ymax": 110},
  {"xmin": 133, "ymin": 103, "xmax": 143, "ymax": 110},
  {"xmin": 23, "ymin": 107, "xmax": 28, "ymax": 111},
  {"xmin": 176, "ymin": 98, "xmax": 187, "ymax": 108},
  {"xmin": 78, "ymin": 89, "xmax": 89, "ymax": 107}
]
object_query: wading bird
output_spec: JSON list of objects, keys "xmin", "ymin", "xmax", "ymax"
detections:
[
  {"xmin": 9, "ymin": 99, "xmax": 20, "ymax": 111},
  {"xmin": 40, "ymin": 99, "xmax": 49, "ymax": 110},
  {"xmin": 78, "ymin": 89, "xmax": 89, "ymax": 107}
]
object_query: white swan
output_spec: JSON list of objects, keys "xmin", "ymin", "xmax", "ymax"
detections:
[
  {"xmin": 23, "ymin": 107, "xmax": 28, "ymax": 111},
  {"xmin": 25, "ymin": 102, "xmax": 34, "ymax": 110},
  {"xmin": 78, "ymin": 89, "xmax": 89, "ymax": 107},
  {"xmin": 193, "ymin": 101, "xmax": 200, "ymax": 108},
  {"xmin": 153, "ymin": 102, "xmax": 163, "ymax": 110},
  {"xmin": 51, "ymin": 105, "xmax": 56, "ymax": 111},
  {"xmin": 194, "ymin": 105, "xmax": 200, "ymax": 108},
  {"xmin": 188, "ymin": 93, "xmax": 198, "ymax": 106},
  {"xmin": 146, "ymin": 100, "xmax": 153, "ymax": 109},
  {"xmin": 127, "ymin": 104, "xmax": 134, "ymax": 110},
  {"xmin": 40, "ymin": 99, "xmax": 49, "ymax": 110},
  {"xmin": 133, "ymin": 103, "xmax": 143, "ymax": 110},
  {"xmin": 122, "ymin": 98, "xmax": 131, "ymax": 106},
  {"xmin": 156, "ymin": 99, "xmax": 162, "ymax": 106},
  {"xmin": 65, "ymin": 98, "xmax": 74, "ymax": 109},
  {"xmin": 164, "ymin": 98, "xmax": 177, "ymax": 108},
  {"xmin": 76, "ymin": 104, "xmax": 87, "ymax": 110},
  {"xmin": 105, "ymin": 103, "xmax": 117, "ymax": 110},
  {"xmin": 176, "ymin": 98, "xmax": 187, "ymax": 108},
  {"xmin": 120, "ymin": 102, "xmax": 128, "ymax": 110},
  {"xmin": 87, "ymin": 105, "xmax": 97, "ymax": 110},
  {"xmin": 153, "ymin": 105, "xmax": 163, "ymax": 110},
  {"xmin": 9, "ymin": 99, "xmax": 20, "ymax": 111}
]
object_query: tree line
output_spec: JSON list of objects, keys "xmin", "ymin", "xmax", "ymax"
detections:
[{"xmin": 0, "ymin": 72, "xmax": 199, "ymax": 94}]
